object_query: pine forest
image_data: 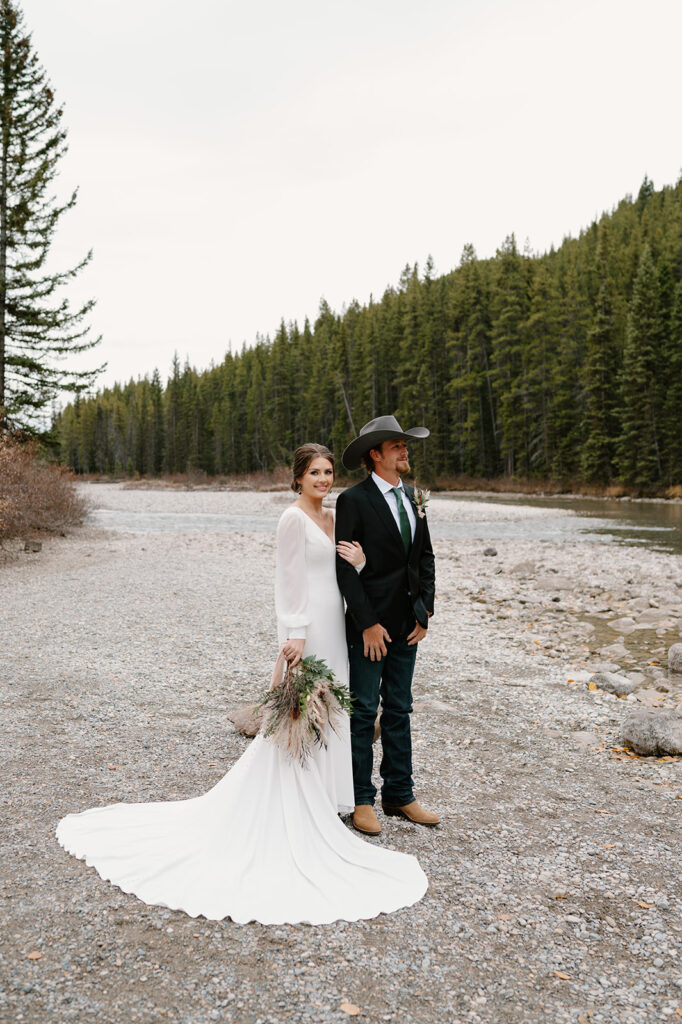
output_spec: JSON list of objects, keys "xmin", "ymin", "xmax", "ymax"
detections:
[{"xmin": 55, "ymin": 177, "xmax": 682, "ymax": 491}]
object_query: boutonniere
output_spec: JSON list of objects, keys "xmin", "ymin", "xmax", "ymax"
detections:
[{"xmin": 412, "ymin": 487, "xmax": 430, "ymax": 519}]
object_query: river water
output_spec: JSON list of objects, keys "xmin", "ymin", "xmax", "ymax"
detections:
[
  {"xmin": 90, "ymin": 492, "xmax": 682, "ymax": 555},
  {"xmin": 442, "ymin": 494, "xmax": 682, "ymax": 555}
]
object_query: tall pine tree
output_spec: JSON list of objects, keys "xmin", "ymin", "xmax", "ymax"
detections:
[
  {"xmin": 0, "ymin": 0, "xmax": 101, "ymax": 430},
  {"xmin": 616, "ymin": 245, "xmax": 664, "ymax": 487},
  {"xmin": 661, "ymin": 281, "xmax": 682, "ymax": 486},
  {"xmin": 580, "ymin": 224, "xmax": 619, "ymax": 482}
]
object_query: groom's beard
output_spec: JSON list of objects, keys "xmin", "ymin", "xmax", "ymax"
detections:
[{"xmin": 397, "ymin": 457, "xmax": 410, "ymax": 475}]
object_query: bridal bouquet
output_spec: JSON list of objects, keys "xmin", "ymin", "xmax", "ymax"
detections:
[{"xmin": 259, "ymin": 655, "xmax": 353, "ymax": 765}]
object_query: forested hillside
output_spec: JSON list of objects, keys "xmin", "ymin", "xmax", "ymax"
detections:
[{"xmin": 55, "ymin": 177, "xmax": 682, "ymax": 489}]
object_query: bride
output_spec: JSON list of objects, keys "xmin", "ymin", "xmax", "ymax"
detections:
[{"xmin": 56, "ymin": 443, "xmax": 427, "ymax": 924}]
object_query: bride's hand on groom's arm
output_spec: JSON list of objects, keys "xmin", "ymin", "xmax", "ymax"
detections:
[
  {"xmin": 363, "ymin": 623, "xmax": 391, "ymax": 661},
  {"xmin": 336, "ymin": 540, "xmax": 365, "ymax": 571},
  {"xmin": 282, "ymin": 638, "xmax": 305, "ymax": 666}
]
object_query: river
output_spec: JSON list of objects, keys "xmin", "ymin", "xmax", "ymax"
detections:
[{"xmin": 89, "ymin": 489, "xmax": 682, "ymax": 555}]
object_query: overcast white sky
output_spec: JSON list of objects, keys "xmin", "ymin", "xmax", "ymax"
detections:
[{"xmin": 21, "ymin": 0, "xmax": 682, "ymax": 391}]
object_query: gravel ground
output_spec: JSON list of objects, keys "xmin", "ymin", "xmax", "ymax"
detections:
[{"xmin": 1, "ymin": 483, "xmax": 681, "ymax": 1024}]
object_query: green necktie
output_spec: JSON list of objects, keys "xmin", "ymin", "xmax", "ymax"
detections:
[{"xmin": 392, "ymin": 487, "xmax": 411, "ymax": 554}]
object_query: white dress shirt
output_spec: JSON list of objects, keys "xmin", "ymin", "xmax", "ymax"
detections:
[{"xmin": 371, "ymin": 472, "xmax": 416, "ymax": 540}]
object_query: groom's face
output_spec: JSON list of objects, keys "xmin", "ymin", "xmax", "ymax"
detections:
[{"xmin": 373, "ymin": 438, "xmax": 410, "ymax": 476}]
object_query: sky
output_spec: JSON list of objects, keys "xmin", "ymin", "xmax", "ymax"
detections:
[{"xmin": 20, "ymin": 0, "xmax": 682, "ymax": 392}]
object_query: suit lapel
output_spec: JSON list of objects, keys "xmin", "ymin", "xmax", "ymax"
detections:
[{"xmin": 362, "ymin": 476, "xmax": 405, "ymax": 556}]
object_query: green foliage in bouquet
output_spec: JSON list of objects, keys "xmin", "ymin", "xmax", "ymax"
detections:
[{"xmin": 259, "ymin": 656, "xmax": 353, "ymax": 765}]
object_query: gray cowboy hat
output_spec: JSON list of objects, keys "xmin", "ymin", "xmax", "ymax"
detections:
[{"xmin": 342, "ymin": 415, "xmax": 430, "ymax": 471}]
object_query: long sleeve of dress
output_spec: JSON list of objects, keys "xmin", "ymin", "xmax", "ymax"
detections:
[{"xmin": 275, "ymin": 510, "xmax": 309, "ymax": 640}]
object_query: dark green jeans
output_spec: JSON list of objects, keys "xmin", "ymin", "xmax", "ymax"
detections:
[{"xmin": 348, "ymin": 625, "xmax": 418, "ymax": 807}]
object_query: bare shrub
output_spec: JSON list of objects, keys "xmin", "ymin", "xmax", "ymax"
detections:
[
  {"xmin": 0, "ymin": 436, "xmax": 88, "ymax": 541},
  {"xmin": 121, "ymin": 466, "xmax": 293, "ymax": 492}
]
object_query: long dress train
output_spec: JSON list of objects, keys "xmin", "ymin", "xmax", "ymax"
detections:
[{"xmin": 56, "ymin": 505, "xmax": 427, "ymax": 923}]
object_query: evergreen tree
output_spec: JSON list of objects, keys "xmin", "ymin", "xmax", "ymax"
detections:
[
  {"xmin": 661, "ymin": 281, "xmax": 682, "ymax": 485},
  {"xmin": 636, "ymin": 175, "xmax": 655, "ymax": 217},
  {"xmin": 148, "ymin": 368, "xmax": 164, "ymax": 474},
  {"xmin": 0, "ymin": 0, "xmax": 101, "ymax": 430},
  {"xmin": 580, "ymin": 226, "xmax": 619, "ymax": 482},
  {"xmin": 523, "ymin": 260, "xmax": 561, "ymax": 476},
  {"xmin": 447, "ymin": 244, "xmax": 497, "ymax": 476},
  {"xmin": 490, "ymin": 236, "xmax": 529, "ymax": 476},
  {"xmin": 616, "ymin": 246, "xmax": 664, "ymax": 487}
]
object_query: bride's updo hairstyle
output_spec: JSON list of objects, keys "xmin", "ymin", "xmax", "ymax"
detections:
[{"xmin": 291, "ymin": 443, "xmax": 335, "ymax": 494}]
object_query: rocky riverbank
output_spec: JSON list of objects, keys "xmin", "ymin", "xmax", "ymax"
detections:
[{"xmin": 1, "ymin": 484, "xmax": 681, "ymax": 1024}]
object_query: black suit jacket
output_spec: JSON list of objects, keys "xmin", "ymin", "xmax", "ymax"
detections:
[{"xmin": 335, "ymin": 476, "xmax": 436, "ymax": 645}]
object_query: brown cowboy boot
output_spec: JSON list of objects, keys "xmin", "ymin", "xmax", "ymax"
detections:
[
  {"xmin": 382, "ymin": 800, "xmax": 440, "ymax": 826},
  {"xmin": 352, "ymin": 804, "xmax": 381, "ymax": 835}
]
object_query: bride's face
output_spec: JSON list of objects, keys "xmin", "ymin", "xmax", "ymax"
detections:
[{"xmin": 298, "ymin": 457, "xmax": 334, "ymax": 499}]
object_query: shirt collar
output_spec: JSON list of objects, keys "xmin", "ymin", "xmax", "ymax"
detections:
[{"xmin": 371, "ymin": 471, "xmax": 403, "ymax": 495}]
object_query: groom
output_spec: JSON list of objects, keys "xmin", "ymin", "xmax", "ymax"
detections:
[{"xmin": 335, "ymin": 416, "xmax": 439, "ymax": 836}]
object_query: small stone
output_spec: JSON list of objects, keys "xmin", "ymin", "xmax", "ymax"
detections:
[
  {"xmin": 625, "ymin": 672, "xmax": 647, "ymax": 685},
  {"xmin": 592, "ymin": 661, "xmax": 621, "ymax": 674},
  {"xmin": 607, "ymin": 617, "xmax": 636, "ymax": 634},
  {"xmin": 510, "ymin": 560, "xmax": 537, "ymax": 575},
  {"xmin": 588, "ymin": 672, "xmax": 636, "ymax": 696},
  {"xmin": 570, "ymin": 730, "xmax": 601, "ymax": 749},
  {"xmin": 537, "ymin": 575, "xmax": 572, "ymax": 591},
  {"xmin": 636, "ymin": 687, "xmax": 669, "ymax": 705},
  {"xmin": 637, "ymin": 608, "xmax": 677, "ymax": 624},
  {"xmin": 600, "ymin": 642, "xmax": 629, "ymax": 660},
  {"xmin": 483, "ymin": 547, "xmax": 497, "ymax": 557}
]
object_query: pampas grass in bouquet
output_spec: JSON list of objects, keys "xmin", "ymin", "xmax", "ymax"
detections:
[{"xmin": 259, "ymin": 655, "xmax": 353, "ymax": 764}]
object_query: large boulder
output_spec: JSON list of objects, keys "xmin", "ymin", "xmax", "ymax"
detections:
[
  {"xmin": 668, "ymin": 644, "xmax": 682, "ymax": 673},
  {"xmin": 620, "ymin": 708, "xmax": 682, "ymax": 756},
  {"xmin": 588, "ymin": 672, "xmax": 636, "ymax": 696}
]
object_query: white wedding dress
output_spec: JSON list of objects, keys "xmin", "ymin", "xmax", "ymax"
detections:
[{"xmin": 56, "ymin": 505, "xmax": 427, "ymax": 924}]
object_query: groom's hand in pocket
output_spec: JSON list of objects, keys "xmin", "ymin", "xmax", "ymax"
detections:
[
  {"xmin": 363, "ymin": 623, "xmax": 391, "ymax": 661},
  {"xmin": 406, "ymin": 621, "xmax": 428, "ymax": 646}
]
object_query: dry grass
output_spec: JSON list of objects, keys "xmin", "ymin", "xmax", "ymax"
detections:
[
  {"xmin": 119, "ymin": 467, "xmax": 293, "ymax": 491},
  {"xmin": 431, "ymin": 474, "xmax": 682, "ymax": 499},
  {"xmin": 70, "ymin": 467, "xmax": 682, "ymax": 501},
  {"xmin": 0, "ymin": 436, "xmax": 88, "ymax": 542},
  {"xmin": 430, "ymin": 473, "xmax": 606, "ymax": 496}
]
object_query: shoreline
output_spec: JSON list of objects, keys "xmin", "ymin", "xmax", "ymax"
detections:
[{"xmin": 70, "ymin": 472, "xmax": 682, "ymax": 503}]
